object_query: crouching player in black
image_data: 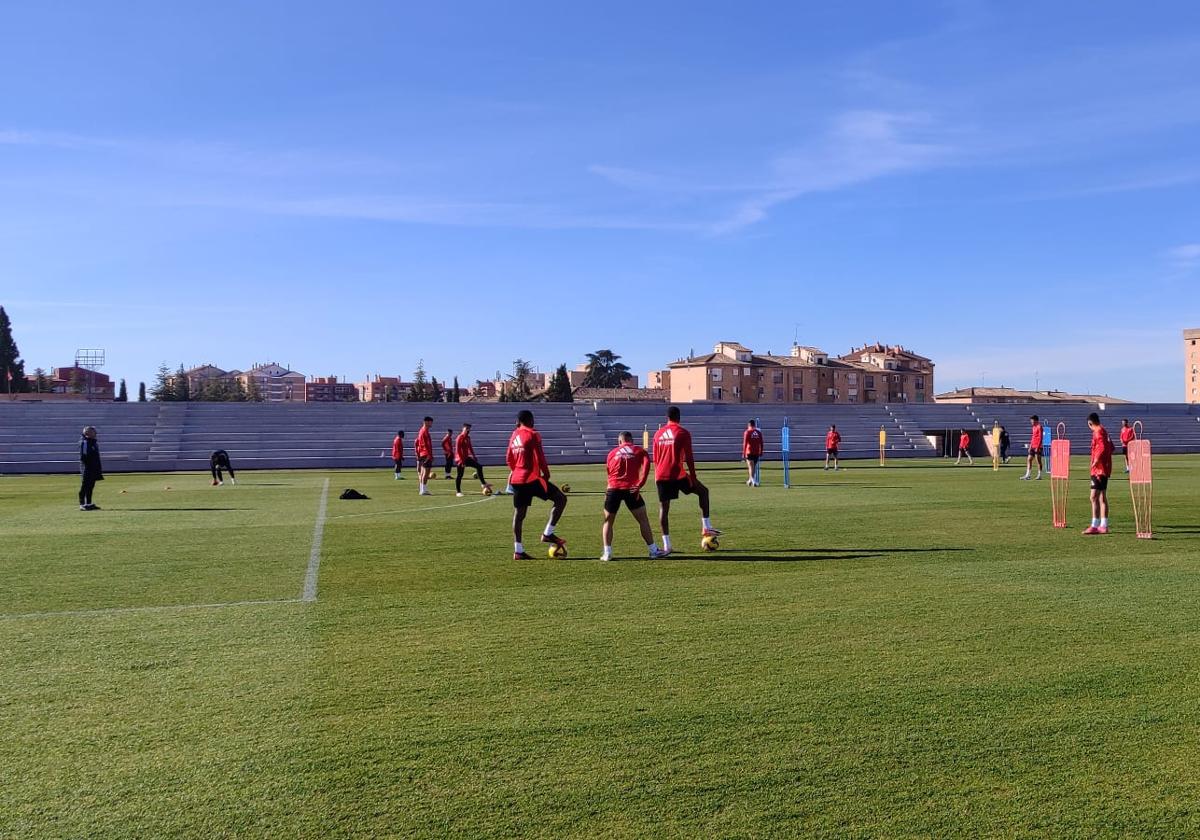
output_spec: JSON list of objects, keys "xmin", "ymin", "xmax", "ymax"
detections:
[
  {"xmin": 210, "ymin": 449, "xmax": 236, "ymax": 485},
  {"xmin": 601, "ymin": 431, "xmax": 665, "ymax": 561},
  {"xmin": 506, "ymin": 410, "xmax": 568, "ymax": 560}
]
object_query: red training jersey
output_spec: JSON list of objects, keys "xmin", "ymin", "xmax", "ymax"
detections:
[
  {"xmin": 507, "ymin": 426, "xmax": 549, "ymax": 484},
  {"xmin": 959, "ymin": 432, "xmax": 970, "ymax": 449},
  {"xmin": 1120, "ymin": 426, "xmax": 1135, "ymax": 445},
  {"xmin": 743, "ymin": 428, "xmax": 763, "ymax": 458},
  {"xmin": 653, "ymin": 422, "xmax": 694, "ymax": 482},
  {"xmin": 1090, "ymin": 425, "xmax": 1114, "ymax": 477},
  {"xmin": 454, "ymin": 432, "xmax": 476, "ymax": 465},
  {"xmin": 441, "ymin": 432, "xmax": 453, "ymax": 457},
  {"xmin": 826, "ymin": 430, "xmax": 841, "ymax": 450},
  {"xmin": 391, "ymin": 436, "xmax": 404, "ymax": 461},
  {"xmin": 606, "ymin": 443, "xmax": 650, "ymax": 491},
  {"xmin": 415, "ymin": 426, "xmax": 433, "ymax": 459},
  {"xmin": 1030, "ymin": 424, "xmax": 1043, "ymax": 450}
]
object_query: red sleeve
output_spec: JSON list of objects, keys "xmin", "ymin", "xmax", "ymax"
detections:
[
  {"xmin": 742, "ymin": 429, "xmax": 751, "ymax": 454},
  {"xmin": 637, "ymin": 449, "xmax": 651, "ymax": 488},
  {"xmin": 505, "ymin": 437, "xmax": 517, "ymax": 470}
]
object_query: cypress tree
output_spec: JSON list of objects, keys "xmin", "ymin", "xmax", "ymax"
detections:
[
  {"xmin": 138, "ymin": 381, "xmax": 147, "ymax": 402},
  {"xmin": 117, "ymin": 379, "xmax": 128, "ymax": 402},
  {"xmin": 0, "ymin": 306, "xmax": 28, "ymax": 391}
]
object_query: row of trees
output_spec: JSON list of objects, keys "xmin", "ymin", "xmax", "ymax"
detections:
[
  {"xmin": 495, "ymin": 349, "xmax": 632, "ymax": 403},
  {"xmin": 405, "ymin": 360, "xmax": 463, "ymax": 402},
  {"xmin": 150, "ymin": 363, "xmax": 262, "ymax": 402}
]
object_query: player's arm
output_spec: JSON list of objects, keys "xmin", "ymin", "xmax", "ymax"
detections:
[
  {"xmin": 636, "ymin": 452, "xmax": 651, "ymax": 491},
  {"xmin": 683, "ymin": 432, "xmax": 697, "ymax": 479},
  {"xmin": 535, "ymin": 438, "xmax": 551, "ymax": 480}
]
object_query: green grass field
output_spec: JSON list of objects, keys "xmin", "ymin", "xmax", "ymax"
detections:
[{"xmin": 2, "ymin": 456, "xmax": 1199, "ymax": 838}]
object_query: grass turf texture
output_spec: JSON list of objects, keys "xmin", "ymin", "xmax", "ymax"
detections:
[{"xmin": 2, "ymin": 456, "xmax": 1198, "ymax": 837}]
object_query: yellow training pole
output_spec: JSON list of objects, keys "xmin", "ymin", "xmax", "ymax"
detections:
[{"xmin": 879, "ymin": 425, "xmax": 887, "ymax": 467}]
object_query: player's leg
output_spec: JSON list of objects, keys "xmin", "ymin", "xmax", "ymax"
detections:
[
  {"xmin": 455, "ymin": 465, "xmax": 465, "ymax": 495},
  {"xmin": 471, "ymin": 460, "xmax": 487, "ymax": 488},
  {"xmin": 1085, "ymin": 483, "xmax": 1102, "ymax": 533},
  {"xmin": 600, "ymin": 506, "xmax": 617, "ymax": 561},
  {"xmin": 824, "ymin": 451, "xmax": 830, "ymax": 470},
  {"xmin": 1035, "ymin": 451, "xmax": 1043, "ymax": 479},
  {"xmin": 659, "ymin": 498, "xmax": 673, "ymax": 553},
  {"xmin": 630, "ymin": 502, "xmax": 662, "ymax": 557},
  {"xmin": 225, "ymin": 460, "xmax": 235, "ymax": 484},
  {"xmin": 79, "ymin": 475, "xmax": 91, "ymax": 509},
  {"xmin": 1098, "ymin": 485, "xmax": 1110, "ymax": 532},
  {"xmin": 745, "ymin": 457, "xmax": 755, "ymax": 485},
  {"xmin": 692, "ymin": 479, "xmax": 720, "ymax": 536},
  {"xmin": 512, "ymin": 500, "xmax": 531, "ymax": 558},
  {"xmin": 444, "ymin": 456, "xmax": 453, "ymax": 479},
  {"xmin": 833, "ymin": 451, "xmax": 839, "ymax": 470}
]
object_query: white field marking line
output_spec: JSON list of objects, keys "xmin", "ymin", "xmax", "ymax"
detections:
[
  {"xmin": 0, "ymin": 598, "xmax": 301, "ymax": 621},
  {"xmin": 0, "ymin": 477, "xmax": 332, "ymax": 621},
  {"xmin": 302, "ymin": 477, "xmax": 331, "ymax": 603},
  {"xmin": 327, "ymin": 493, "xmax": 497, "ymax": 521}
]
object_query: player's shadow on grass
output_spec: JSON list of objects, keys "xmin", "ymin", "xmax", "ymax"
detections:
[
  {"xmin": 710, "ymin": 547, "xmax": 972, "ymax": 562},
  {"xmin": 120, "ymin": 507, "xmax": 254, "ymax": 512}
]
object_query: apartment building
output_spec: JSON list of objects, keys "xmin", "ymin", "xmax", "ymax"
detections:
[{"xmin": 667, "ymin": 341, "xmax": 933, "ymax": 405}]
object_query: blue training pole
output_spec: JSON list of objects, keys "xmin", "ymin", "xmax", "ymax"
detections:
[
  {"xmin": 754, "ymin": 416, "xmax": 761, "ymax": 485},
  {"xmin": 781, "ymin": 417, "xmax": 791, "ymax": 489}
]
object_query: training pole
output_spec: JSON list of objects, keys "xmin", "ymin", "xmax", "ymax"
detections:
[
  {"xmin": 754, "ymin": 417, "xmax": 762, "ymax": 485},
  {"xmin": 781, "ymin": 417, "xmax": 791, "ymax": 489},
  {"xmin": 992, "ymin": 422, "xmax": 1001, "ymax": 471},
  {"xmin": 879, "ymin": 425, "xmax": 886, "ymax": 467},
  {"xmin": 1128, "ymin": 420, "xmax": 1153, "ymax": 539},
  {"xmin": 1050, "ymin": 421, "xmax": 1071, "ymax": 528},
  {"xmin": 643, "ymin": 424, "xmax": 650, "ymax": 458}
]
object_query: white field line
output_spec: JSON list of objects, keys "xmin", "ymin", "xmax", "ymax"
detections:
[
  {"xmin": 327, "ymin": 494, "xmax": 497, "ymax": 521},
  {"xmin": 302, "ymin": 477, "xmax": 330, "ymax": 602},
  {"xmin": 1, "ymin": 477, "xmax": 332, "ymax": 621},
  {"xmin": 0, "ymin": 598, "xmax": 301, "ymax": 621}
]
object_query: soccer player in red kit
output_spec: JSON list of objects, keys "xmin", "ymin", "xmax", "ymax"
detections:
[
  {"xmin": 441, "ymin": 428, "xmax": 454, "ymax": 479},
  {"xmin": 653, "ymin": 406, "xmax": 720, "ymax": 555},
  {"xmin": 1021, "ymin": 414, "xmax": 1043, "ymax": 480},
  {"xmin": 391, "ymin": 430, "xmax": 405, "ymax": 480},
  {"xmin": 602, "ymin": 431, "xmax": 665, "ymax": 561},
  {"xmin": 454, "ymin": 423, "xmax": 490, "ymax": 497},
  {"xmin": 507, "ymin": 409, "xmax": 568, "ymax": 560},
  {"xmin": 415, "ymin": 417, "xmax": 435, "ymax": 495},
  {"xmin": 955, "ymin": 430, "xmax": 973, "ymax": 465},
  {"xmin": 742, "ymin": 420, "xmax": 763, "ymax": 487},
  {"xmin": 823, "ymin": 424, "xmax": 841, "ymax": 471},
  {"xmin": 1119, "ymin": 418, "xmax": 1135, "ymax": 473},
  {"xmin": 1083, "ymin": 412, "xmax": 1114, "ymax": 535}
]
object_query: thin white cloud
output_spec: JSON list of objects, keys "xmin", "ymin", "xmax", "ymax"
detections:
[{"xmin": 1166, "ymin": 243, "xmax": 1200, "ymax": 269}]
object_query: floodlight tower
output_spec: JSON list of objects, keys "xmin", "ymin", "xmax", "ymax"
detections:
[{"xmin": 75, "ymin": 348, "xmax": 106, "ymax": 400}]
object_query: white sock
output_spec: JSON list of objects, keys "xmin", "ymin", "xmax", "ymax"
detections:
[
  {"xmin": 1091, "ymin": 518, "xmax": 1100, "ymax": 527},
  {"xmin": 1100, "ymin": 517, "xmax": 1109, "ymax": 528},
  {"xmin": 662, "ymin": 534, "xmax": 672, "ymax": 551},
  {"xmin": 702, "ymin": 517, "xmax": 712, "ymax": 530},
  {"xmin": 602, "ymin": 546, "xmax": 612, "ymax": 558},
  {"xmin": 514, "ymin": 542, "xmax": 524, "ymax": 553},
  {"xmin": 543, "ymin": 522, "xmax": 555, "ymax": 537}
]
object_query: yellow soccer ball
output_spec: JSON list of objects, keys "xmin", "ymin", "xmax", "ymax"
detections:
[
  {"xmin": 482, "ymin": 484, "xmax": 493, "ymax": 496},
  {"xmin": 548, "ymin": 543, "xmax": 568, "ymax": 559},
  {"xmin": 701, "ymin": 535, "xmax": 719, "ymax": 552},
  {"xmin": 560, "ymin": 483, "xmax": 571, "ymax": 494}
]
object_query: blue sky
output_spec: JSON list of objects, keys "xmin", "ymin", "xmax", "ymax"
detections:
[{"xmin": 2, "ymin": 1, "xmax": 1198, "ymax": 399}]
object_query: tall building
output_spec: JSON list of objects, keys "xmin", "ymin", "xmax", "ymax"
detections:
[
  {"xmin": 666, "ymin": 341, "xmax": 933, "ymax": 405},
  {"xmin": 304, "ymin": 376, "xmax": 359, "ymax": 402},
  {"xmin": 1186, "ymin": 328, "xmax": 1200, "ymax": 404},
  {"xmin": 236, "ymin": 362, "xmax": 305, "ymax": 402}
]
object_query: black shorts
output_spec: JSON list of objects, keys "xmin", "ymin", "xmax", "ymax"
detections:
[
  {"xmin": 604, "ymin": 488, "xmax": 646, "ymax": 514},
  {"xmin": 1122, "ymin": 444, "xmax": 1129, "ymax": 456},
  {"xmin": 745, "ymin": 454, "xmax": 760, "ymax": 465},
  {"xmin": 1090, "ymin": 474, "xmax": 1109, "ymax": 492},
  {"xmin": 458, "ymin": 458, "xmax": 482, "ymax": 471},
  {"xmin": 1029, "ymin": 447, "xmax": 1044, "ymax": 457},
  {"xmin": 512, "ymin": 479, "xmax": 558, "ymax": 508},
  {"xmin": 417, "ymin": 456, "xmax": 434, "ymax": 469},
  {"xmin": 656, "ymin": 478, "xmax": 695, "ymax": 502},
  {"xmin": 826, "ymin": 448, "xmax": 838, "ymax": 457}
]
